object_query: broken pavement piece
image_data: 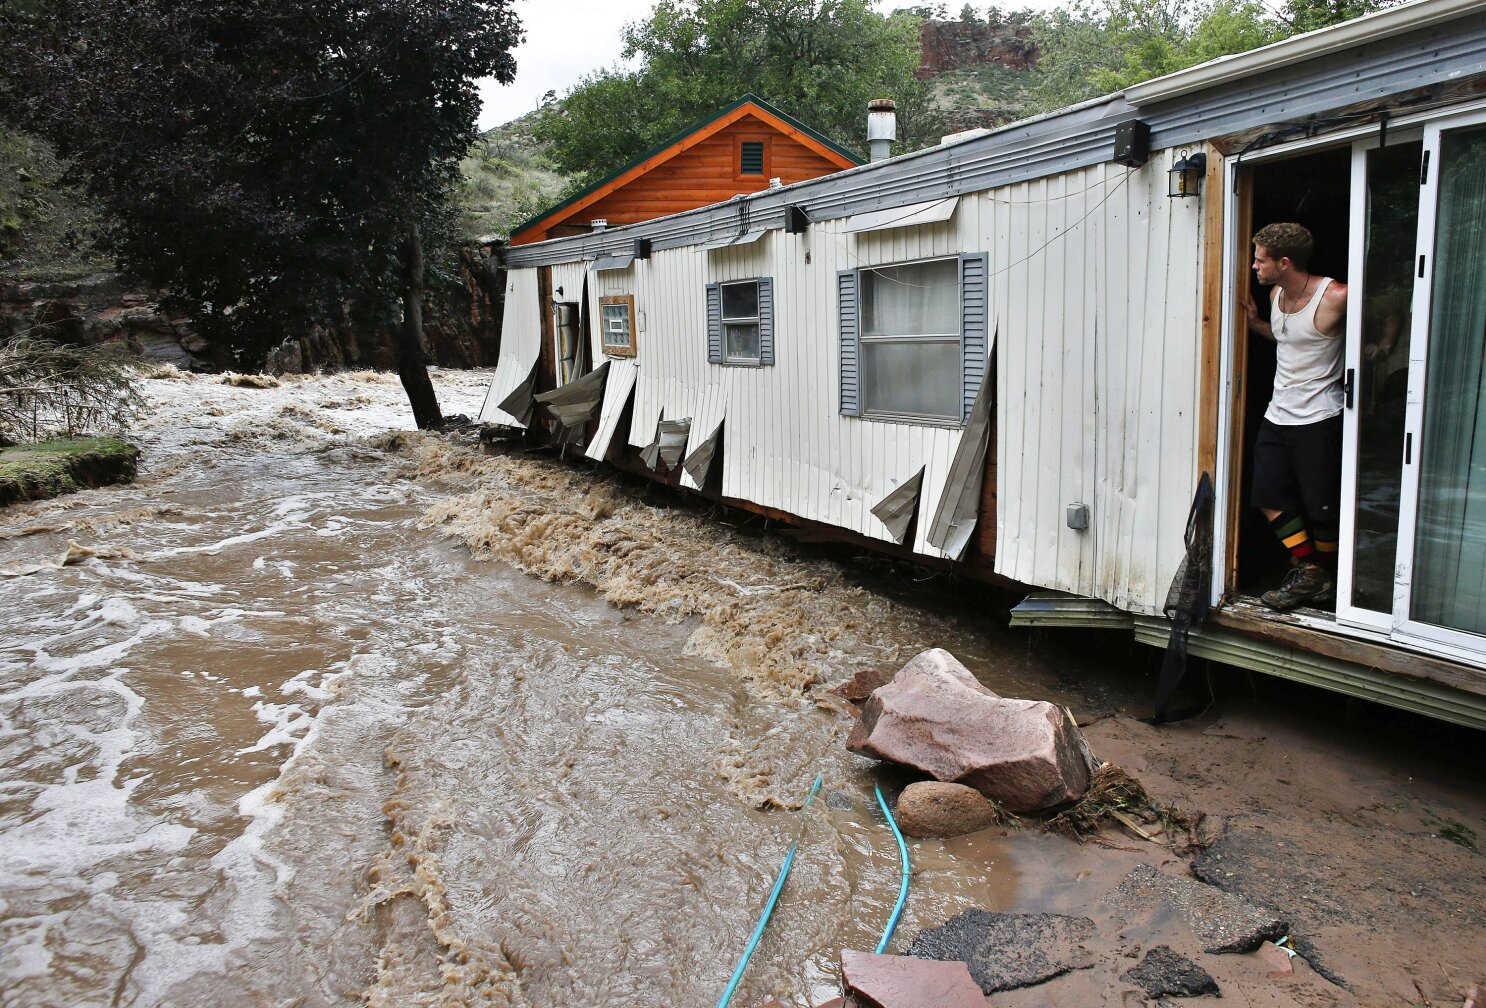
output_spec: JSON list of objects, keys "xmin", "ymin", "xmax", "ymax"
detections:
[
  {"xmin": 904, "ymin": 908, "xmax": 1096, "ymax": 992},
  {"xmin": 839, "ymin": 951, "xmax": 984, "ymax": 1008},
  {"xmin": 845, "ymin": 648, "xmax": 1091, "ymax": 812},
  {"xmin": 1121, "ymin": 945, "xmax": 1220, "ymax": 998},
  {"xmin": 895, "ymin": 781, "xmax": 1007, "ymax": 838},
  {"xmin": 1108, "ymin": 864, "xmax": 1287, "ymax": 954}
]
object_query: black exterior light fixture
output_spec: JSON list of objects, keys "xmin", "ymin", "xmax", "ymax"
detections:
[{"xmin": 1168, "ymin": 150, "xmax": 1207, "ymax": 198}]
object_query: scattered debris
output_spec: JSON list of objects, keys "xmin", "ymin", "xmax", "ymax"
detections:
[
  {"xmin": 1108, "ymin": 864, "xmax": 1287, "ymax": 954},
  {"xmin": 1044, "ymin": 764, "xmax": 1196, "ymax": 846},
  {"xmin": 1253, "ymin": 939, "xmax": 1295, "ymax": 977},
  {"xmin": 904, "ymin": 908, "xmax": 1096, "ymax": 992},
  {"xmin": 846, "ymin": 648, "xmax": 1091, "ymax": 813},
  {"xmin": 1121, "ymin": 945, "xmax": 1220, "ymax": 998},
  {"xmin": 0, "ymin": 538, "xmax": 132, "ymax": 577},
  {"xmin": 894, "ymin": 781, "xmax": 1017, "ymax": 838},
  {"xmin": 216, "ymin": 371, "xmax": 281, "ymax": 388},
  {"xmin": 839, "ymin": 950, "xmax": 984, "ymax": 1008},
  {"xmin": 1464, "ymin": 982, "xmax": 1484, "ymax": 1008}
]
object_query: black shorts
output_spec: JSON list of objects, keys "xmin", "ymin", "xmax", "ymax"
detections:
[{"xmin": 1251, "ymin": 414, "xmax": 1343, "ymax": 521}]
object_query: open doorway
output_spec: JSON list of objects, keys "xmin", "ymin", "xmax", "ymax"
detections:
[{"xmin": 1232, "ymin": 145, "xmax": 1351, "ymax": 599}]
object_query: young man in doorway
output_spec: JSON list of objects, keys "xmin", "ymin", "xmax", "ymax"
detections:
[{"xmin": 1242, "ymin": 222, "xmax": 1349, "ymax": 611}]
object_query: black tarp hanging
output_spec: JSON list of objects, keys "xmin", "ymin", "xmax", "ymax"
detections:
[{"xmin": 1151, "ymin": 471, "xmax": 1214, "ymax": 723}]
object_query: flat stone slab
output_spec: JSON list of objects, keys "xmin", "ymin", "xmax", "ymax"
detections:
[
  {"xmin": 904, "ymin": 908, "xmax": 1096, "ymax": 992},
  {"xmin": 1121, "ymin": 945, "xmax": 1220, "ymax": 998},
  {"xmin": 1108, "ymin": 863, "xmax": 1287, "ymax": 954},
  {"xmin": 840, "ymin": 951, "xmax": 984, "ymax": 1008}
]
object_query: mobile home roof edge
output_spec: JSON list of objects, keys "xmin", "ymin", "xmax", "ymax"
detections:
[{"xmin": 1125, "ymin": 0, "xmax": 1483, "ymax": 105}]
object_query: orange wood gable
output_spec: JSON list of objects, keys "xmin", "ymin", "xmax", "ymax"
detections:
[{"xmin": 510, "ymin": 102, "xmax": 858, "ymax": 245}]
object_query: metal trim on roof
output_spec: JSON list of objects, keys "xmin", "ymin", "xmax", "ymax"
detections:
[
  {"xmin": 591, "ymin": 254, "xmax": 634, "ymax": 272},
  {"xmin": 843, "ymin": 196, "xmax": 959, "ymax": 233},
  {"xmin": 700, "ymin": 229, "xmax": 769, "ymax": 251}
]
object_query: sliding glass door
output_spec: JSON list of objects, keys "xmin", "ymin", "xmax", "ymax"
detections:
[{"xmin": 1393, "ymin": 112, "xmax": 1486, "ymax": 655}]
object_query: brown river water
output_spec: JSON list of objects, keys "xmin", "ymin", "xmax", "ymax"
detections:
[
  {"xmin": 4, "ymin": 369, "xmax": 1483, "ymax": 1008},
  {"xmin": 0, "ymin": 369, "xmax": 1062, "ymax": 1008}
]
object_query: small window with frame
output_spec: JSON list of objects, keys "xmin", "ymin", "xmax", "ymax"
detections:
[
  {"xmin": 599, "ymin": 294, "xmax": 636, "ymax": 357},
  {"xmin": 721, "ymin": 280, "xmax": 761, "ymax": 364}
]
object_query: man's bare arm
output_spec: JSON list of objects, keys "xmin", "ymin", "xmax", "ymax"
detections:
[{"xmin": 1316, "ymin": 281, "xmax": 1348, "ymax": 339}]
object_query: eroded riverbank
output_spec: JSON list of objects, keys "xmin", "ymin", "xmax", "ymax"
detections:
[{"xmin": 2, "ymin": 369, "xmax": 1482, "ymax": 1007}]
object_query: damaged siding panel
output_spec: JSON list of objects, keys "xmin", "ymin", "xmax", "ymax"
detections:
[
  {"xmin": 585, "ymin": 360, "xmax": 639, "ymax": 461},
  {"xmin": 480, "ymin": 267, "xmax": 542, "ymax": 426}
]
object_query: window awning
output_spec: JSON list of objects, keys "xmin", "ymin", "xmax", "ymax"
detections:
[
  {"xmin": 591, "ymin": 254, "xmax": 634, "ymax": 272},
  {"xmin": 843, "ymin": 196, "xmax": 959, "ymax": 234},
  {"xmin": 699, "ymin": 229, "xmax": 768, "ymax": 252}
]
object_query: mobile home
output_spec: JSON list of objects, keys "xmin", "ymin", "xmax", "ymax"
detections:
[{"xmin": 481, "ymin": 0, "xmax": 1486, "ymax": 728}]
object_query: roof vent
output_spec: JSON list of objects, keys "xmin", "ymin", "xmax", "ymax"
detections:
[
  {"xmin": 590, "ymin": 219, "xmax": 608, "ymax": 231},
  {"xmin": 868, "ymin": 98, "xmax": 897, "ymax": 162}
]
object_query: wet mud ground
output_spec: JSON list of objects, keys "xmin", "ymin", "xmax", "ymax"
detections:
[{"xmin": 1, "ymin": 368, "xmax": 1482, "ymax": 1007}]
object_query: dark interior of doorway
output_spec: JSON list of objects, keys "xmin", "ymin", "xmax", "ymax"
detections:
[{"xmin": 1235, "ymin": 145, "xmax": 1351, "ymax": 598}]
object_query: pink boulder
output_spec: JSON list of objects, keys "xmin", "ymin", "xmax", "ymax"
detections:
[
  {"xmin": 840, "ymin": 950, "xmax": 984, "ymax": 1008},
  {"xmin": 846, "ymin": 648, "xmax": 1091, "ymax": 813}
]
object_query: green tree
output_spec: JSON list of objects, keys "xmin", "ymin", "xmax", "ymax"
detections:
[
  {"xmin": 1030, "ymin": 0, "xmax": 1393, "ymax": 111},
  {"xmin": 532, "ymin": 0, "xmax": 938, "ymax": 183},
  {"xmin": 2, "ymin": 0, "xmax": 521, "ymax": 428}
]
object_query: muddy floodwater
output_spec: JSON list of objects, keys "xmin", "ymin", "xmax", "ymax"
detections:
[{"xmin": 3, "ymin": 369, "xmax": 1483, "ymax": 1008}]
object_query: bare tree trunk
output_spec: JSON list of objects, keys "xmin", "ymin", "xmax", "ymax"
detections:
[{"xmin": 395, "ymin": 221, "xmax": 443, "ymax": 430}]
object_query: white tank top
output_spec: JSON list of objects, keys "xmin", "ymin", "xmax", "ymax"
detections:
[{"xmin": 1265, "ymin": 277, "xmax": 1344, "ymax": 425}]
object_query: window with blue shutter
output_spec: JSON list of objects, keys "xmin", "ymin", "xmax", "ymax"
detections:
[
  {"xmin": 839, "ymin": 253, "xmax": 990, "ymax": 423},
  {"xmin": 708, "ymin": 277, "xmax": 774, "ymax": 366}
]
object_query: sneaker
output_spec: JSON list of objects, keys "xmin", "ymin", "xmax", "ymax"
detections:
[{"xmin": 1261, "ymin": 562, "xmax": 1335, "ymax": 612}]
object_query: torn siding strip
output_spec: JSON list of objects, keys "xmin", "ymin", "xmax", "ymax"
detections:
[
  {"xmin": 928, "ymin": 373, "xmax": 993, "ymax": 559},
  {"xmin": 584, "ymin": 360, "xmax": 639, "ymax": 461},
  {"xmin": 494, "ymin": 362, "xmax": 538, "ymax": 427},
  {"xmin": 534, "ymin": 361, "xmax": 611, "ymax": 436},
  {"xmin": 870, "ymin": 467, "xmax": 925, "ymax": 544},
  {"xmin": 640, "ymin": 417, "xmax": 691, "ymax": 472},
  {"xmin": 683, "ymin": 420, "xmax": 722, "ymax": 487},
  {"xmin": 843, "ymin": 196, "xmax": 959, "ymax": 234}
]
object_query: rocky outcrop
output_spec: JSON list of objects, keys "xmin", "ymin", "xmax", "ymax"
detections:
[
  {"xmin": 0, "ymin": 274, "xmax": 213, "ymax": 369},
  {"xmin": 894, "ymin": 781, "xmax": 1004, "ymax": 838},
  {"xmin": 845, "ymin": 648, "xmax": 1092, "ymax": 813},
  {"xmin": 917, "ymin": 20, "xmax": 1039, "ymax": 78}
]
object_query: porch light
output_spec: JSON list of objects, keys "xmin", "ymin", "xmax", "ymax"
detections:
[{"xmin": 1168, "ymin": 151, "xmax": 1207, "ymax": 199}]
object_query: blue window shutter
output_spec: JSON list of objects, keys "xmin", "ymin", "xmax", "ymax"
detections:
[
  {"xmin": 758, "ymin": 277, "xmax": 775, "ymax": 366},
  {"xmin": 960, "ymin": 251, "xmax": 989, "ymax": 421},
  {"xmin": 706, "ymin": 282, "xmax": 722, "ymax": 364},
  {"xmin": 838, "ymin": 269, "xmax": 860, "ymax": 416}
]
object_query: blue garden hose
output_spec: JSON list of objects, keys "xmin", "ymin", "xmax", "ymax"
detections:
[
  {"xmin": 716, "ymin": 773, "xmax": 824, "ymax": 1008},
  {"xmin": 873, "ymin": 784, "xmax": 911, "ymax": 954}
]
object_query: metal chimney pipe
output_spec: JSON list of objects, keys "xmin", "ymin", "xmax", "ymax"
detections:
[{"xmin": 867, "ymin": 98, "xmax": 897, "ymax": 162}]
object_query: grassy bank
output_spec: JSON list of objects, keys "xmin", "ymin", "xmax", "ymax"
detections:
[{"xmin": 0, "ymin": 436, "xmax": 139, "ymax": 506}]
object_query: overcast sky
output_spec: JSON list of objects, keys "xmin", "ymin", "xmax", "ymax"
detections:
[{"xmin": 476, "ymin": 0, "xmax": 1068, "ymax": 131}]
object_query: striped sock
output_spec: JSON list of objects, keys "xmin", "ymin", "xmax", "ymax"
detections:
[
  {"xmin": 1311, "ymin": 517, "xmax": 1339, "ymax": 569},
  {"xmin": 1269, "ymin": 510, "xmax": 1314, "ymax": 562}
]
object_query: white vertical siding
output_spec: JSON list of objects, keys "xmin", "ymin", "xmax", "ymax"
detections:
[
  {"xmin": 991, "ymin": 155, "xmax": 1202, "ymax": 613},
  {"xmin": 493, "ymin": 147, "xmax": 1205, "ymax": 612},
  {"xmin": 479, "ymin": 267, "xmax": 540, "ymax": 425}
]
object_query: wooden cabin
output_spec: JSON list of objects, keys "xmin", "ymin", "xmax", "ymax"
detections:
[
  {"xmin": 508, "ymin": 96, "xmax": 861, "ymax": 245},
  {"xmin": 483, "ymin": 0, "xmax": 1486, "ymax": 730}
]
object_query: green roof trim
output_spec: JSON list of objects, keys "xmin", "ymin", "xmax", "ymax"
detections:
[{"xmin": 510, "ymin": 93, "xmax": 864, "ymax": 240}]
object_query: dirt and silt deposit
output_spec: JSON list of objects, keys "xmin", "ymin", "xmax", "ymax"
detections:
[{"xmin": 1, "ymin": 368, "xmax": 1482, "ymax": 1008}]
